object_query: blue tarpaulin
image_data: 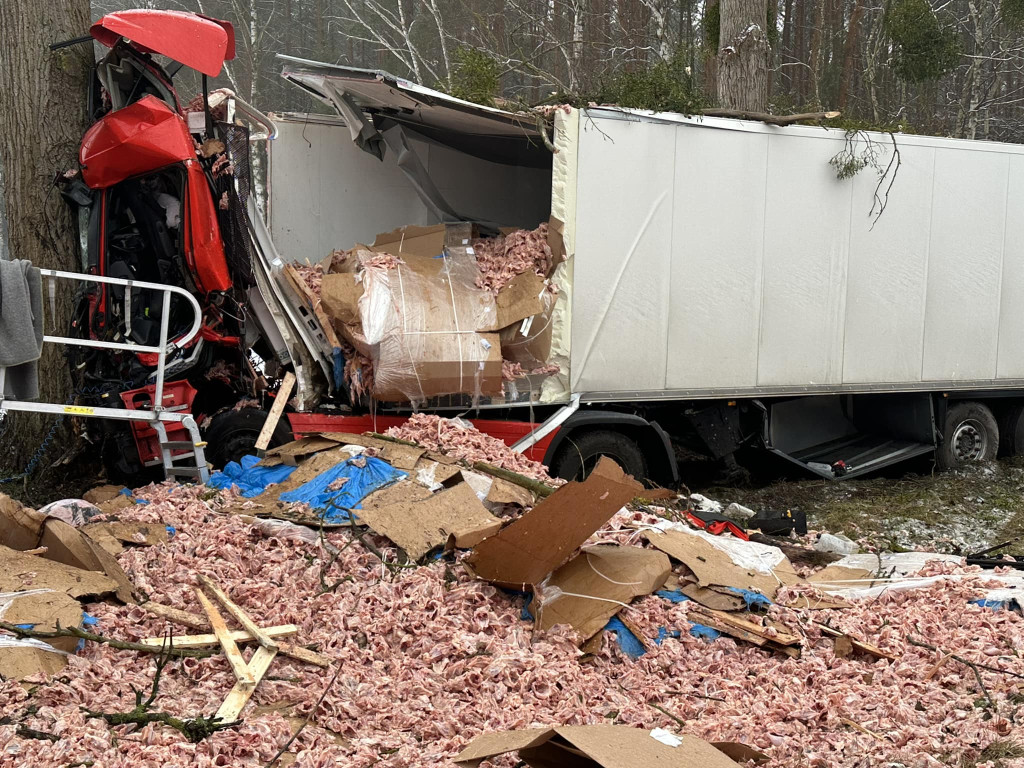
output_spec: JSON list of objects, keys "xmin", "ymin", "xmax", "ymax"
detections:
[
  {"xmin": 605, "ymin": 615, "xmax": 647, "ymax": 659},
  {"xmin": 688, "ymin": 623, "xmax": 721, "ymax": 641},
  {"xmin": 208, "ymin": 455, "xmax": 297, "ymax": 497},
  {"xmin": 279, "ymin": 456, "xmax": 406, "ymax": 522},
  {"xmin": 656, "ymin": 589, "xmax": 690, "ymax": 603},
  {"xmin": 724, "ymin": 587, "xmax": 773, "ymax": 610}
]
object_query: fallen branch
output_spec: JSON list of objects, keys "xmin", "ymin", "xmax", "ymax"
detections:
[
  {"xmin": 907, "ymin": 637, "xmax": 1002, "ymax": 709},
  {"xmin": 471, "ymin": 462, "xmax": 554, "ymax": 497},
  {"xmin": 264, "ymin": 663, "xmax": 343, "ymax": 767},
  {"xmin": 0, "ymin": 621, "xmax": 215, "ymax": 659},
  {"xmin": 82, "ymin": 635, "xmax": 238, "ymax": 742},
  {"xmin": 907, "ymin": 637, "xmax": 1024, "ymax": 680},
  {"xmin": 701, "ymin": 108, "xmax": 841, "ymax": 126},
  {"xmin": 647, "ymin": 702, "xmax": 686, "ymax": 728}
]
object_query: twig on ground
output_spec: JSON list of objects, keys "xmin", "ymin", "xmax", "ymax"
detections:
[
  {"xmin": 264, "ymin": 664, "xmax": 343, "ymax": 767},
  {"xmin": 907, "ymin": 637, "xmax": 1009, "ymax": 709},
  {"xmin": 0, "ymin": 621, "xmax": 215, "ymax": 659}
]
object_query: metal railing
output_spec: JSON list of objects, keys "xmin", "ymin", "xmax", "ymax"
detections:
[{"xmin": 0, "ymin": 269, "xmax": 209, "ymax": 481}]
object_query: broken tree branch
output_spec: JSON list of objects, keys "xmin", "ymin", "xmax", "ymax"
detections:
[
  {"xmin": 906, "ymin": 637, "xmax": 1024, "ymax": 680},
  {"xmin": 471, "ymin": 462, "xmax": 555, "ymax": 497},
  {"xmin": 701, "ymin": 108, "xmax": 841, "ymax": 125},
  {"xmin": 82, "ymin": 636, "xmax": 239, "ymax": 742},
  {"xmin": 907, "ymin": 637, "xmax": 1001, "ymax": 709},
  {"xmin": 0, "ymin": 621, "xmax": 215, "ymax": 659}
]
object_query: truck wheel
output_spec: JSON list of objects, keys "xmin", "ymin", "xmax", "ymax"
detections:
[
  {"xmin": 203, "ymin": 407, "xmax": 292, "ymax": 469},
  {"xmin": 551, "ymin": 430, "xmax": 648, "ymax": 483},
  {"xmin": 936, "ymin": 402, "xmax": 998, "ymax": 470},
  {"xmin": 998, "ymin": 403, "xmax": 1024, "ymax": 456}
]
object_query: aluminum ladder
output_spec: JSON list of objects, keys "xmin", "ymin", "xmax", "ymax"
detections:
[{"xmin": 0, "ymin": 269, "xmax": 211, "ymax": 483}]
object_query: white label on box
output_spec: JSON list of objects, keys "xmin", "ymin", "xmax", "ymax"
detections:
[{"xmin": 649, "ymin": 729, "xmax": 682, "ymax": 748}]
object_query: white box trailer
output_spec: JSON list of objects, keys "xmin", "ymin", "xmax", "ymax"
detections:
[{"xmin": 266, "ymin": 57, "xmax": 1024, "ymax": 482}]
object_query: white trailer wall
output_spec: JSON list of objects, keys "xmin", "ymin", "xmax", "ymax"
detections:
[
  {"xmin": 569, "ymin": 109, "xmax": 1024, "ymax": 398},
  {"xmin": 268, "ymin": 115, "xmax": 551, "ymax": 264}
]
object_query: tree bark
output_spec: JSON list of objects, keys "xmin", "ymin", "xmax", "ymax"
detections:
[
  {"xmin": 717, "ymin": 0, "xmax": 770, "ymax": 111},
  {"xmin": 837, "ymin": 0, "xmax": 864, "ymax": 110},
  {"xmin": 0, "ymin": 0, "xmax": 91, "ymax": 467}
]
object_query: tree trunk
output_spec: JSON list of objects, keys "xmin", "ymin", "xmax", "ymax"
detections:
[
  {"xmin": 0, "ymin": 0, "xmax": 91, "ymax": 468},
  {"xmin": 717, "ymin": 0, "xmax": 769, "ymax": 111},
  {"xmin": 837, "ymin": 0, "xmax": 864, "ymax": 110},
  {"xmin": 808, "ymin": 0, "xmax": 823, "ymax": 105}
]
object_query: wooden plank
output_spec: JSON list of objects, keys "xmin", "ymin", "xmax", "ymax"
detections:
[
  {"xmin": 814, "ymin": 622, "xmax": 898, "ymax": 661},
  {"xmin": 215, "ymin": 646, "xmax": 278, "ymax": 723},
  {"xmin": 198, "ymin": 574, "xmax": 279, "ymax": 651},
  {"xmin": 141, "ymin": 601, "xmax": 332, "ymax": 667},
  {"xmin": 142, "ymin": 601, "xmax": 209, "ymax": 631},
  {"xmin": 255, "ymin": 371, "xmax": 296, "ymax": 453},
  {"xmin": 195, "ymin": 589, "xmax": 255, "ymax": 688},
  {"xmin": 140, "ymin": 624, "xmax": 299, "ymax": 649}
]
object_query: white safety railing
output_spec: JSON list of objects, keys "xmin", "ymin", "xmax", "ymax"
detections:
[{"xmin": 0, "ymin": 269, "xmax": 209, "ymax": 482}]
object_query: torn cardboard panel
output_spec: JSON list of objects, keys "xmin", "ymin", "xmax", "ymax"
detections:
[
  {"xmin": 82, "ymin": 485, "xmax": 125, "ymax": 505},
  {"xmin": 80, "ymin": 522, "xmax": 169, "ymax": 556},
  {"xmin": 454, "ymin": 725, "xmax": 742, "ymax": 768},
  {"xmin": 712, "ymin": 743, "xmax": 769, "ymax": 764},
  {"xmin": 371, "ymin": 223, "xmax": 476, "ymax": 259},
  {"xmin": 265, "ymin": 436, "xmax": 342, "ymax": 466},
  {"xmin": 678, "ymin": 583, "xmax": 746, "ymax": 612},
  {"xmin": 643, "ymin": 528, "xmax": 799, "ymax": 602},
  {"xmin": 0, "ymin": 636, "xmax": 70, "ymax": 681},
  {"xmin": 0, "ymin": 545, "xmax": 120, "ymax": 601},
  {"xmin": 533, "ymin": 545, "xmax": 670, "ymax": 641},
  {"xmin": 1, "ymin": 590, "xmax": 83, "ymax": 653},
  {"xmin": 466, "ymin": 458, "xmax": 643, "ymax": 590},
  {"xmin": 479, "ymin": 271, "xmax": 549, "ymax": 332},
  {"xmin": 0, "ymin": 496, "xmax": 135, "ymax": 603},
  {"xmin": 355, "ymin": 481, "xmax": 502, "ymax": 560},
  {"xmin": 485, "ymin": 477, "xmax": 534, "ymax": 507}
]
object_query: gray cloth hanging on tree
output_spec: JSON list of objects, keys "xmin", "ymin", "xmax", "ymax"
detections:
[{"xmin": 0, "ymin": 258, "xmax": 44, "ymax": 400}]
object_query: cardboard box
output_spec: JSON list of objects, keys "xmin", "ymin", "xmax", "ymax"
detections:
[
  {"xmin": 371, "ymin": 222, "xmax": 477, "ymax": 259},
  {"xmin": 454, "ymin": 725, "xmax": 744, "ymax": 768},
  {"xmin": 466, "ymin": 458, "xmax": 644, "ymax": 590}
]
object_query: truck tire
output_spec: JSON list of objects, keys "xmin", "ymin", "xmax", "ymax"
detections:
[
  {"xmin": 203, "ymin": 407, "xmax": 292, "ymax": 469},
  {"xmin": 936, "ymin": 402, "xmax": 998, "ymax": 470},
  {"xmin": 551, "ymin": 430, "xmax": 648, "ymax": 483},
  {"xmin": 998, "ymin": 403, "xmax": 1024, "ymax": 456}
]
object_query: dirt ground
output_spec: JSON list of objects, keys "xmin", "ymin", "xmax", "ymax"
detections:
[{"xmin": 703, "ymin": 457, "xmax": 1024, "ymax": 555}]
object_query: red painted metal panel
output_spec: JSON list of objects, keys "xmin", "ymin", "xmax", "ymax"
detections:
[
  {"xmin": 80, "ymin": 96, "xmax": 195, "ymax": 189},
  {"xmin": 91, "ymin": 10, "xmax": 234, "ymax": 77},
  {"xmin": 183, "ymin": 161, "xmax": 231, "ymax": 293},
  {"xmin": 285, "ymin": 412, "xmax": 558, "ymax": 465}
]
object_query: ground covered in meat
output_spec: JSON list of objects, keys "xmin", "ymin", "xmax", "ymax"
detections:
[
  {"xmin": 2, "ymin": 481, "xmax": 1023, "ymax": 768},
  {"xmin": 386, "ymin": 413, "xmax": 555, "ymax": 482}
]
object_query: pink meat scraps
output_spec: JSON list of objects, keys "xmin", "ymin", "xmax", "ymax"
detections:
[
  {"xmin": 1, "ymin": 488, "xmax": 1022, "ymax": 768},
  {"xmin": 1, "ymin": 486, "xmax": 1023, "ymax": 768},
  {"xmin": 473, "ymin": 224, "xmax": 552, "ymax": 295},
  {"xmin": 386, "ymin": 413, "xmax": 555, "ymax": 483}
]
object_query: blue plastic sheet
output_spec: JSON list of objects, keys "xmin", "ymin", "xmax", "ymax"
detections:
[
  {"xmin": 605, "ymin": 615, "xmax": 647, "ymax": 659},
  {"xmin": 656, "ymin": 589, "xmax": 690, "ymax": 603},
  {"xmin": 77, "ymin": 614, "xmax": 99, "ymax": 652},
  {"xmin": 724, "ymin": 587, "xmax": 773, "ymax": 610},
  {"xmin": 207, "ymin": 455, "xmax": 297, "ymax": 497},
  {"xmin": 279, "ymin": 456, "xmax": 406, "ymax": 522},
  {"xmin": 655, "ymin": 627, "xmax": 681, "ymax": 645}
]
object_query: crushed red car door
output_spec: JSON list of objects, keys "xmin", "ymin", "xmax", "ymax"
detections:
[{"xmin": 90, "ymin": 9, "xmax": 235, "ymax": 77}]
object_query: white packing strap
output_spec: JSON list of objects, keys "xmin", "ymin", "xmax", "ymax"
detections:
[
  {"xmin": 583, "ymin": 549, "xmax": 644, "ymax": 586},
  {"xmin": 0, "ymin": 589, "xmax": 56, "ymax": 621},
  {"xmin": 394, "ymin": 263, "xmax": 427, "ymax": 401},
  {"xmin": 440, "ymin": 253, "xmax": 464, "ymax": 394},
  {"xmin": 537, "ymin": 585, "xmax": 632, "ymax": 610}
]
